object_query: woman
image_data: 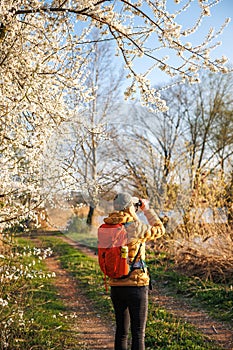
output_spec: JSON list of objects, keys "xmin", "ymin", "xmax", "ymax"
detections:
[{"xmin": 101, "ymin": 192, "xmax": 165, "ymax": 350}]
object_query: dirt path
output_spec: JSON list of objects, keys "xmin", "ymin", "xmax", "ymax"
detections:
[
  {"xmin": 45, "ymin": 235, "xmax": 233, "ymax": 350},
  {"xmin": 152, "ymin": 289, "xmax": 233, "ymax": 349},
  {"xmin": 45, "ymin": 256, "xmax": 114, "ymax": 350}
]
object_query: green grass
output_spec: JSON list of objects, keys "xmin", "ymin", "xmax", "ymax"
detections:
[
  {"xmin": 5, "ymin": 237, "xmax": 81, "ymax": 350},
  {"xmin": 39, "ymin": 235, "xmax": 113, "ymax": 321},
  {"xmin": 39, "ymin": 235, "xmax": 222, "ymax": 349},
  {"xmin": 65, "ymin": 230, "xmax": 98, "ymax": 249},
  {"xmin": 147, "ymin": 251, "xmax": 233, "ymax": 324},
  {"xmin": 65, "ymin": 217, "xmax": 98, "ymax": 248}
]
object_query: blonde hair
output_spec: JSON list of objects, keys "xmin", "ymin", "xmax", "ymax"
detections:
[{"xmin": 125, "ymin": 204, "xmax": 139, "ymax": 221}]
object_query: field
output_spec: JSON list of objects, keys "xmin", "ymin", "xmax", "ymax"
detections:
[{"xmin": 1, "ymin": 228, "xmax": 232, "ymax": 349}]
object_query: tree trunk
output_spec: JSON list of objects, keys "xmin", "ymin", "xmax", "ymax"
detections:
[{"xmin": 86, "ymin": 205, "xmax": 95, "ymax": 226}]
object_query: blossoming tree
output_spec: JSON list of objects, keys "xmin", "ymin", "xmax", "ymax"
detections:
[
  {"xmin": 0, "ymin": 0, "xmax": 230, "ymax": 228},
  {"xmin": 1, "ymin": 1, "xmax": 231, "ymax": 344}
]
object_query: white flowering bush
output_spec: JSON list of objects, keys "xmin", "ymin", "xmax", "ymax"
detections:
[{"xmin": 0, "ymin": 240, "xmax": 55, "ymax": 349}]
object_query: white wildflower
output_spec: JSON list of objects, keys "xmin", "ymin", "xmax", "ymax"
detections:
[{"xmin": 0, "ymin": 298, "xmax": 8, "ymax": 307}]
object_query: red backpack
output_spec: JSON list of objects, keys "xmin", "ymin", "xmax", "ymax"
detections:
[{"xmin": 98, "ymin": 223, "xmax": 129, "ymax": 283}]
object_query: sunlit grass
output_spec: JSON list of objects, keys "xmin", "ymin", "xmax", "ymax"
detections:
[
  {"xmin": 40, "ymin": 235, "xmax": 222, "ymax": 349},
  {"xmin": 147, "ymin": 250, "xmax": 233, "ymax": 324},
  {"xmin": 9, "ymin": 237, "xmax": 80, "ymax": 349}
]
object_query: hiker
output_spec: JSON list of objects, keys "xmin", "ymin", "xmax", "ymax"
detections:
[{"xmin": 99, "ymin": 192, "xmax": 165, "ymax": 350}]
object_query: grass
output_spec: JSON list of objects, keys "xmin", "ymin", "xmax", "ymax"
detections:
[
  {"xmin": 6, "ymin": 237, "xmax": 81, "ymax": 350},
  {"xmin": 147, "ymin": 251, "xmax": 233, "ymax": 324},
  {"xmin": 39, "ymin": 235, "xmax": 114, "ymax": 321},
  {"xmin": 38, "ymin": 235, "xmax": 222, "ymax": 350},
  {"xmin": 146, "ymin": 307, "xmax": 213, "ymax": 350},
  {"xmin": 65, "ymin": 217, "xmax": 98, "ymax": 248}
]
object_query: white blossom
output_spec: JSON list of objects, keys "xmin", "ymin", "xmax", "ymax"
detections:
[
  {"xmin": 0, "ymin": 0, "xmax": 230, "ymax": 227},
  {"xmin": 0, "ymin": 298, "xmax": 8, "ymax": 307}
]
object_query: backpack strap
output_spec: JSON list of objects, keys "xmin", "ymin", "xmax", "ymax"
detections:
[
  {"xmin": 130, "ymin": 243, "xmax": 152, "ymax": 290},
  {"xmin": 129, "ymin": 242, "xmax": 142, "ymax": 273},
  {"xmin": 119, "ymin": 242, "xmax": 142, "ymax": 279}
]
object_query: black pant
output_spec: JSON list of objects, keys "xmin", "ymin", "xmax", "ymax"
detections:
[{"xmin": 110, "ymin": 286, "xmax": 148, "ymax": 350}]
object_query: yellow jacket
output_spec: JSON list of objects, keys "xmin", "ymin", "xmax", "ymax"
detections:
[{"xmin": 103, "ymin": 208, "xmax": 165, "ymax": 287}]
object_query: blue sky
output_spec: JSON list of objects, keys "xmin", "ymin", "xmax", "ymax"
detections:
[
  {"xmin": 133, "ymin": 0, "xmax": 233, "ymax": 85},
  {"xmin": 178, "ymin": 0, "xmax": 233, "ymax": 62},
  {"xmin": 205, "ymin": 0, "xmax": 233, "ymax": 61}
]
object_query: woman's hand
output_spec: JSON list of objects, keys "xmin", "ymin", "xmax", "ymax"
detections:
[{"xmin": 139, "ymin": 199, "xmax": 149, "ymax": 211}]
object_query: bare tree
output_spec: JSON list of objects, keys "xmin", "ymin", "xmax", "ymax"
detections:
[
  {"xmin": 115, "ymin": 85, "xmax": 185, "ymax": 210},
  {"xmin": 116, "ymin": 71, "xmax": 233, "ymax": 229},
  {"xmin": 181, "ymin": 72, "xmax": 233, "ymax": 191}
]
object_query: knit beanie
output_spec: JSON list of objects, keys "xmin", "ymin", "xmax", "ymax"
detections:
[{"xmin": 114, "ymin": 192, "xmax": 138, "ymax": 211}]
